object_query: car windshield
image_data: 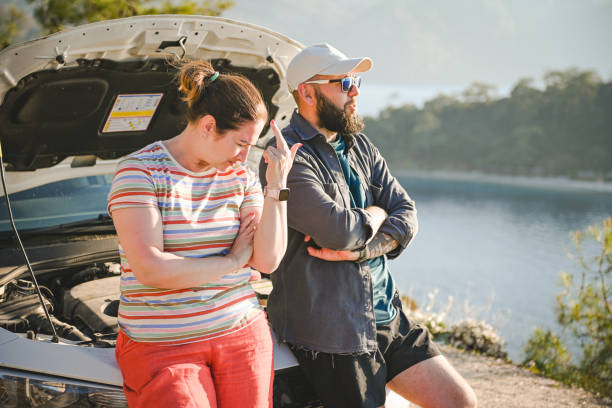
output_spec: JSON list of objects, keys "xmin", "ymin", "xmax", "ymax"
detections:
[{"xmin": 0, "ymin": 175, "xmax": 113, "ymax": 233}]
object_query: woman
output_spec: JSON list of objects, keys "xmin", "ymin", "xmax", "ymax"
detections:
[{"xmin": 107, "ymin": 60, "xmax": 300, "ymax": 408}]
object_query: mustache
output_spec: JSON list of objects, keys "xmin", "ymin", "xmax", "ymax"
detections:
[{"xmin": 344, "ymin": 99, "xmax": 356, "ymax": 109}]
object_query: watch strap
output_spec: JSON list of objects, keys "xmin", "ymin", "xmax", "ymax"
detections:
[{"xmin": 264, "ymin": 186, "xmax": 290, "ymax": 201}]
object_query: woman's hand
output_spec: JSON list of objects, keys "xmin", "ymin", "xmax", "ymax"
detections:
[
  {"xmin": 263, "ymin": 120, "xmax": 301, "ymax": 188},
  {"xmin": 228, "ymin": 212, "xmax": 256, "ymax": 270},
  {"xmin": 249, "ymin": 120, "xmax": 300, "ymax": 274}
]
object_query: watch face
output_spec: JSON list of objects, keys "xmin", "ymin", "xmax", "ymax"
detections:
[{"xmin": 278, "ymin": 188, "xmax": 290, "ymax": 201}]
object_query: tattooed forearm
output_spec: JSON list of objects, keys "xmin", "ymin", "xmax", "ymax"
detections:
[{"xmin": 357, "ymin": 232, "xmax": 398, "ymax": 262}]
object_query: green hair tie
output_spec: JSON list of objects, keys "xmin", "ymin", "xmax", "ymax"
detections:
[{"xmin": 209, "ymin": 71, "xmax": 219, "ymax": 83}]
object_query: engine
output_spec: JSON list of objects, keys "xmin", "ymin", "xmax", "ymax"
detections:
[{"xmin": 0, "ymin": 262, "xmax": 121, "ymax": 346}]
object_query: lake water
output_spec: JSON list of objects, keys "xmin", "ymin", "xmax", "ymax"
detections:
[{"xmin": 391, "ymin": 173, "xmax": 612, "ymax": 362}]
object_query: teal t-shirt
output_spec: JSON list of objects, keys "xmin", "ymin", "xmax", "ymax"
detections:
[{"xmin": 330, "ymin": 135, "xmax": 396, "ymax": 325}]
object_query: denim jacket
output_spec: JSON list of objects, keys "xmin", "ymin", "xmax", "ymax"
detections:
[{"xmin": 259, "ymin": 110, "xmax": 418, "ymax": 354}]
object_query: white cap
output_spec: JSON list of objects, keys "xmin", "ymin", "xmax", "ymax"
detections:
[{"xmin": 286, "ymin": 43, "xmax": 373, "ymax": 92}]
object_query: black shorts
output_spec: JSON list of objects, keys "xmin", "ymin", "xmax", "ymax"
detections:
[{"xmin": 289, "ymin": 294, "xmax": 440, "ymax": 408}]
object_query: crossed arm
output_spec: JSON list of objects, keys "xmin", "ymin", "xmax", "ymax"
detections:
[
  {"xmin": 306, "ymin": 227, "xmax": 399, "ymax": 262},
  {"xmin": 112, "ymin": 196, "xmax": 289, "ymax": 290},
  {"xmin": 280, "ymin": 141, "xmax": 415, "ymax": 263},
  {"xmin": 304, "ymin": 203, "xmax": 399, "ymax": 263},
  {"xmin": 111, "ymin": 206, "xmax": 257, "ymax": 289}
]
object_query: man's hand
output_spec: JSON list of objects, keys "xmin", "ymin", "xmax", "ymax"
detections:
[
  {"xmin": 305, "ymin": 232, "xmax": 399, "ymax": 263},
  {"xmin": 302, "ymin": 205, "xmax": 389, "ymax": 263},
  {"xmin": 304, "ymin": 235, "xmax": 359, "ymax": 261}
]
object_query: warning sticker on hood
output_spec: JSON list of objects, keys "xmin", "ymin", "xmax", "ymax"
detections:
[{"xmin": 102, "ymin": 93, "xmax": 163, "ymax": 133}]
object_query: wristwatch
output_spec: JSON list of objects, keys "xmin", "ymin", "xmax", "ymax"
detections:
[{"xmin": 264, "ymin": 186, "xmax": 290, "ymax": 201}]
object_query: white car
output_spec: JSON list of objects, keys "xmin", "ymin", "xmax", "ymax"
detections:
[{"xmin": 0, "ymin": 15, "xmax": 321, "ymax": 407}]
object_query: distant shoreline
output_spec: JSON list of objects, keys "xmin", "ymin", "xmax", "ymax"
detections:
[{"xmin": 395, "ymin": 169, "xmax": 612, "ymax": 193}]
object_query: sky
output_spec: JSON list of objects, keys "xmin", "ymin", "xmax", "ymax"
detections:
[{"xmin": 223, "ymin": 0, "xmax": 612, "ymax": 111}]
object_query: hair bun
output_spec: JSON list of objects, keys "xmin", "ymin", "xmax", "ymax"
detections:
[{"xmin": 178, "ymin": 60, "xmax": 215, "ymax": 107}]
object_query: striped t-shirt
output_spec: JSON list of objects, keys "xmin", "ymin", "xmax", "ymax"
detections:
[{"xmin": 107, "ymin": 141, "xmax": 264, "ymax": 344}]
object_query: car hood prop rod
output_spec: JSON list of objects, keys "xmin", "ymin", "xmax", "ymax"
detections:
[{"xmin": 0, "ymin": 140, "xmax": 59, "ymax": 343}]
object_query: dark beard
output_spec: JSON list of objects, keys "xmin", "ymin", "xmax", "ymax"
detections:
[{"xmin": 315, "ymin": 89, "xmax": 364, "ymax": 135}]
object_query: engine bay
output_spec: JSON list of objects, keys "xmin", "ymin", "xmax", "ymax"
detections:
[{"xmin": 0, "ymin": 261, "xmax": 121, "ymax": 347}]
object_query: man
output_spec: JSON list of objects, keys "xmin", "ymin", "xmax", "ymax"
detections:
[{"xmin": 259, "ymin": 43, "xmax": 477, "ymax": 408}]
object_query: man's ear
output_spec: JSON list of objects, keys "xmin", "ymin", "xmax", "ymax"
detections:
[{"xmin": 297, "ymin": 84, "xmax": 316, "ymax": 107}]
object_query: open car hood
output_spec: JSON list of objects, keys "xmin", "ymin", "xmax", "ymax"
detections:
[{"xmin": 0, "ymin": 15, "xmax": 302, "ymax": 193}]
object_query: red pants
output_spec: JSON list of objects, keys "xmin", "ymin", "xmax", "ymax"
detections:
[{"xmin": 115, "ymin": 315, "xmax": 274, "ymax": 408}]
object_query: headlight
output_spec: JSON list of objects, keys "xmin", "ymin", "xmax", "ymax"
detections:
[{"xmin": 0, "ymin": 368, "xmax": 127, "ymax": 407}]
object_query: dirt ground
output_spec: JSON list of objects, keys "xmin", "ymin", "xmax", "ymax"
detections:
[
  {"xmin": 441, "ymin": 345, "xmax": 610, "ymax": 408},
  {"xmin": 386, "ymin": 344, "xmax": 611, "ymax": 408}
]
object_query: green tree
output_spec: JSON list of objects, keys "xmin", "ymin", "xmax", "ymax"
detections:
[
  {"xmin": 0, "ymin": 3, "xmax": 25, "ymax": 49},
  {"xmin": 29, "ymin": 0, "xmax": 234, "ymax": 34},
  {"xmin": 461, "ymin": 82, "xmax": 497, "ymax": 104},
  {"xmin": 0, "ymin": 0, "xmax": 234, "ymax": 50},
  {"xmin": 523, "ymin": 218, "xmax": 612, "ymax": 397},
  {"xmin": 364, "ymin": 69, "xmax": 612, "ymax": 178}
]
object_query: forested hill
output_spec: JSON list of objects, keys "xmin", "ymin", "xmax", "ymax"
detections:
[{"xmin": 364, "ymin": 69, "xmax": 612, "ymax": 180}]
